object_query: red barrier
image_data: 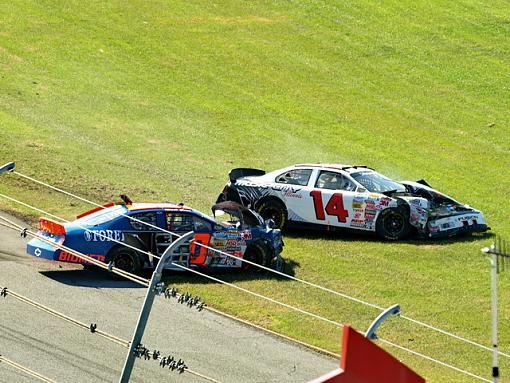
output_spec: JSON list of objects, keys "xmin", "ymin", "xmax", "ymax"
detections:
[{"xmin": 310, "ymin": 326, "xmax": 425, "ymax": 383}]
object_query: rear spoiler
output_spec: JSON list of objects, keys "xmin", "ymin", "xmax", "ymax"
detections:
[
  {"xmin": 76, "ymin": 202, "xmax": 116, "ymax": 219},
  {"xmin": 39, "ymin": 217, "xmax": 66, "ymax": 236},
  {"xmin": 229, "ymin": 168, "xmax": 265, "ymax": 183}
]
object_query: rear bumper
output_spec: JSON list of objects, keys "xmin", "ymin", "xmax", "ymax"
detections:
[
  {"xmin": 26, "ymin": 238, "xmax": 105, "ymax": 264},
  {"xmin": 27, "ymin": 238, "xmax": 62, "ymax": 261}
]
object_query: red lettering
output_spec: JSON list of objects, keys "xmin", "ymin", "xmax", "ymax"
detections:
[
  {"xmin": 310, "ymin": 190, "xmax": 325, "ymax": 220},
  {"xmin": 325, "ymin": 193, "xmax": 349, "ymax": 223},
  {"xmin": 310, "ymin": 191, "xmax": 349, "ymax": 223}
]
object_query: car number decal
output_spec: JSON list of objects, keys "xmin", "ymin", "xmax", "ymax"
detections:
[{"xmin": 309, "ymin": 190, "xmax": 349, "ymax": 223}]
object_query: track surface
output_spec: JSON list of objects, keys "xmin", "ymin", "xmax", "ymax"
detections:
[{"xmin": 0, "ymin": 212, "xmax": 337, "ymax": 383}]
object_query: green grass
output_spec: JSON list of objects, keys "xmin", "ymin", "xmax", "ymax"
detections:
[{"xmin": 1, "ymin": 1, "xmax": 510, "ymax": 381}]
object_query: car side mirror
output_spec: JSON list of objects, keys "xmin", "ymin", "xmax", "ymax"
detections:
[
  {"xmin": 213, "ymin": 225, "xmax": 223, "ymax": 231},
  {"xmin": 265, "ymin": 219, "xmax": 275, "ymax": 229}
]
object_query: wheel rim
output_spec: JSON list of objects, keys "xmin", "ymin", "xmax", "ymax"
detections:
[
  {"xmin": 114, "ymin": 254, "xmax": 134, "ymax": 272},
  {"xmin": 262, "ymin": 207, "xmax": 283, "ymax": 228},
  {"xmin": 243, "ymin": 247, "xmax": 264, "ymax": 270},
  {"xmin": 383, "ymin": 212, "xmax": 404, "ymax": 237}
]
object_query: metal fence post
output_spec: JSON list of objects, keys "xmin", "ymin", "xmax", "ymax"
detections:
[
  {"xmin": 483, "ymin": 238, "xmax": 510, "ymax": 383},
  {"xmin": 119, "ymin": 231, "xmax": 194, "ymax": 383}
]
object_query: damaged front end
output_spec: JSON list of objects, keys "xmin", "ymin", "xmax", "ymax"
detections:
[{"xmin": 400, "ymin": 181, "xmax": 489, "ymax": 238}]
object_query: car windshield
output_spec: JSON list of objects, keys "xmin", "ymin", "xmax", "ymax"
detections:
[
  {"xmin": 351, "ymin": 171, "xmax": 405, "ymax": 193},
  {"xmin": 76, "ymin": 205, "xmax": 128, "ymax": 226}
]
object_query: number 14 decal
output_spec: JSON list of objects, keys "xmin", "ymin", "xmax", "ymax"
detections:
[{"xmin": 310, "ymin": 190, "xmax": 349, "ymax": 223}]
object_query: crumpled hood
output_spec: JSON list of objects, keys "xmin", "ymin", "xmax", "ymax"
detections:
[{"xmin": 400, "ymin": 181, "xmax": 467, "ymax": 209}]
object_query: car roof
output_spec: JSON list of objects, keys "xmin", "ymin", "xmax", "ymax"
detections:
[
  {"xmin": 294, "ymin": 163, "xmax": 372, "ymax": 172},
  {"xmin": 127, "ymin": 202, "xmax": 193, "ymax": 212}
]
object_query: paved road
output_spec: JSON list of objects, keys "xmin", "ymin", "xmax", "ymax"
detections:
[{"xmin": 0, "ymin": 212, "xmax": 337, "ymax": 383}]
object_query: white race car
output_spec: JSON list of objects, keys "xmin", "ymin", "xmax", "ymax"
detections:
[{"xmin": 216, "ymin": 164, "xmax": 489, "ymax": 240}]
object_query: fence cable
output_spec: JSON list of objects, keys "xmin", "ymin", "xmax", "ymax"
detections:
[
  {"xmin": 0, "ymin": 213, "xmax": 343, "ymax": 331},
  {"xmin": 0, "ymin": 355, "xmax": 58, "ymax": 383},
  {"xmin": 378, "ymin": 338, "xmax": 492, "ymax": 383},
  {"xmin": 0, "ymin": 285, "xmax": 222, "ymax": 383},
  {"xmin": 5, "ymin": 170, "xmax": 509, "ymax": 360},
  {"xmin": 1, "ymin": 286, "xmax": 129, "ymax": 347}
]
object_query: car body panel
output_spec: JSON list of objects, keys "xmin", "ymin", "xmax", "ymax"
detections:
[
  {"xmin": 26, "ymin": 201, "xmax": 284, "ymax": 271},
  {"xmin": 218, "ymin": 164, "xmax": 488, "ymax": 239}
]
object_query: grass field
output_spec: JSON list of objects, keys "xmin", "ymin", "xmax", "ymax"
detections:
[{"xmin": 1, "ymin": 1, "xmax": 510, "ymax": 381}]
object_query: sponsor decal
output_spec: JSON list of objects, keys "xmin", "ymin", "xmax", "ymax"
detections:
[
  {"xmin": 212, "ymin": 231, "xmax": 228, "ymax": 239},
  {"xmin": 58, "ymin": 251, "xmax": 105, "ymax": 263},
  {"xmin": 240, "ymin": 230, "xmax": 252, "ymax": 240},
  {"xmin": 238, "ymin": 181, "xmax": 302, "ymax": 194},
  {"xmin": 226, "ymin": 239, "xmax": 240, "ymax": 247},
  {"xmin": 34, "ymin": 248, "xmax": 41, "ymax": 257},
  {"xmin": 84, "ymin": 230, "xmax": 124, "ymax": 242},
  {"xmin": 379, "ymin": 197, "xmax": 391, "ymax": 207},
  {"xmin": 283, "ymin": 191, "xmax": 302, "ymax": 198},
  {"xmin": 352, "ymin": 196, "xmax": 365, "ymax": 209},
  {"xmin": 364, "ymin": 210, "xmax": 377, "ymax": 221},
  {"xmin": 457, "ymin": 215, "xmax": 478, "ymax": 221},
  {"xmin": 350, "ymin": 219, "xmax": 366, "ymax": 228}
]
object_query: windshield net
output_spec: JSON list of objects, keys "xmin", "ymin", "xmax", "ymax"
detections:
[{"xmin": 351, "ymin": 171, "xmax": 404, "ymax": 193}]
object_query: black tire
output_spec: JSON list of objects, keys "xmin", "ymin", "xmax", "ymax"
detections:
[
  {"xmin": 257, "ymin": 199, "xmax": 287, "ymax": 229},
  {"xmin": 107, "ymin": 247, "xmax": 142, "ymax": 279},
  {"xmin": 242, "ymin": 242, "xmax": 269, "ymax": 271},
  {"xmin": 376, "ymin": 207, "xmax": 411, "ymax": 240}
]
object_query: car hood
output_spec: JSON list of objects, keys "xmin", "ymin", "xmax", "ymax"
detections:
[
  {"xmin": 400, "ymin": 181, "xmax": 464, "ymax": 206},
  {"xmin": 212, "ymin": 201, "xmax": 264, "ymax": 227}
]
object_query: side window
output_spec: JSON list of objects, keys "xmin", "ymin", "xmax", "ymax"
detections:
[
  {"xmin": 166, "ymin": 212, "xmax": 194, "ymax": 231},
  {"xmin": 275, "ymin": 169, "xmax": 312, "ymax": 186},
  {"xmin": 129, "ymin": 212, "xmax": 158, "ymax": 230},
  {"xmin": 193, "ymin": 216, "xmax": 213, "ymax": 232},
  {"xmin": 315, "ymin": 171, "xmax": 356, "ymax": 191}
]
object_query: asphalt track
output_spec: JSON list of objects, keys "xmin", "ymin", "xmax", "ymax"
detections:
[{"xmin": 0, "ymin": 212, "xmax": 338, "ymax": 383}]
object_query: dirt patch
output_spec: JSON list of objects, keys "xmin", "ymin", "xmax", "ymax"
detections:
[{"xmin": 0, "ymin": 207, "xmax": 38, "ymax": 228}]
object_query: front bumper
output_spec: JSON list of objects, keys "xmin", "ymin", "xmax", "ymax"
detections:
[{"xmin": 427, "ymin": 212, "xmax": 488, "ymax": 238}]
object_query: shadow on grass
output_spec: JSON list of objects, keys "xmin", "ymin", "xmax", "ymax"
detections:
[
  {"xmin": 161, "ymin": 258, "xmax": 301, "ymax": 286},
  {"xmin": 39, "ymin": 259, "xmax": 300, "ymax": 287},
  {"xmin": 39, "ymin": 268, "xmax": 144, "ymax": 288},
  {"xmin": 282, "ymin": 226, "xmax": 496, "ymax": 246}
]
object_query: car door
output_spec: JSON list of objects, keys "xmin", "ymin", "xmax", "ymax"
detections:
[
  {"xmin": 188, "ymin": 214, "xmax": 213, "ymax": 266},
  {"xmin": 307, "ymin": 170, "xmax": 358, "ymax": 229}
]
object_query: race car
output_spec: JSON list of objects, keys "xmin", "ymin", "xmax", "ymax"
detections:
[
  {"xmin": 216, "ymin": 164, "xmax": 489, "ymax": 240},
  {"xmin": 26, "ymin": 197, "xmax": 284, "ymax": 274}
]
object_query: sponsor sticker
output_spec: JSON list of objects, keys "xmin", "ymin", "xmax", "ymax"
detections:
[
  {"xmin": 240, "ymin": 230, "xmax": 252, "ymax": 240},
  {"xmin": 84, "ymin": 230, "xmax": 124, "ymax": 242}
]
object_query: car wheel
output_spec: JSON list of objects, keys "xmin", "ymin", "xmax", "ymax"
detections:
[
  {"xmin": 242, "ymin": 242, "xmax": 268, "ymax": 271},
  {"xmin": 376, "ymin": 207, "xmax": 411, "ymax": 240},
  {"xmin": 108, "ymin": 247, "xmax": 142, "ymax": 279},
  {"xmin": 257, "ymin": 199, "xmax": 287, "ymax": 229}
]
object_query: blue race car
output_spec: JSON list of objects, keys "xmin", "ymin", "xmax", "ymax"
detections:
[{"xmin": 26, "ymin": 197, "xmax": 284, "ymax": 274}]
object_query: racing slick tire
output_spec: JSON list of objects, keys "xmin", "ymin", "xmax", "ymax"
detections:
[
  {"xmin": 107, "ymin": 247, "xmax": 142, "ymax": 279},
  {"xmin": 376, "ymin": 207, "xmax": 411, "ymax": 240},
  {"xmin": 242, "ymin": 242, "xmax": 269, "ymax": 271},
  {"xmin": 256, "ymin": 199, "xmax": 287, "ymax": 230}
]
